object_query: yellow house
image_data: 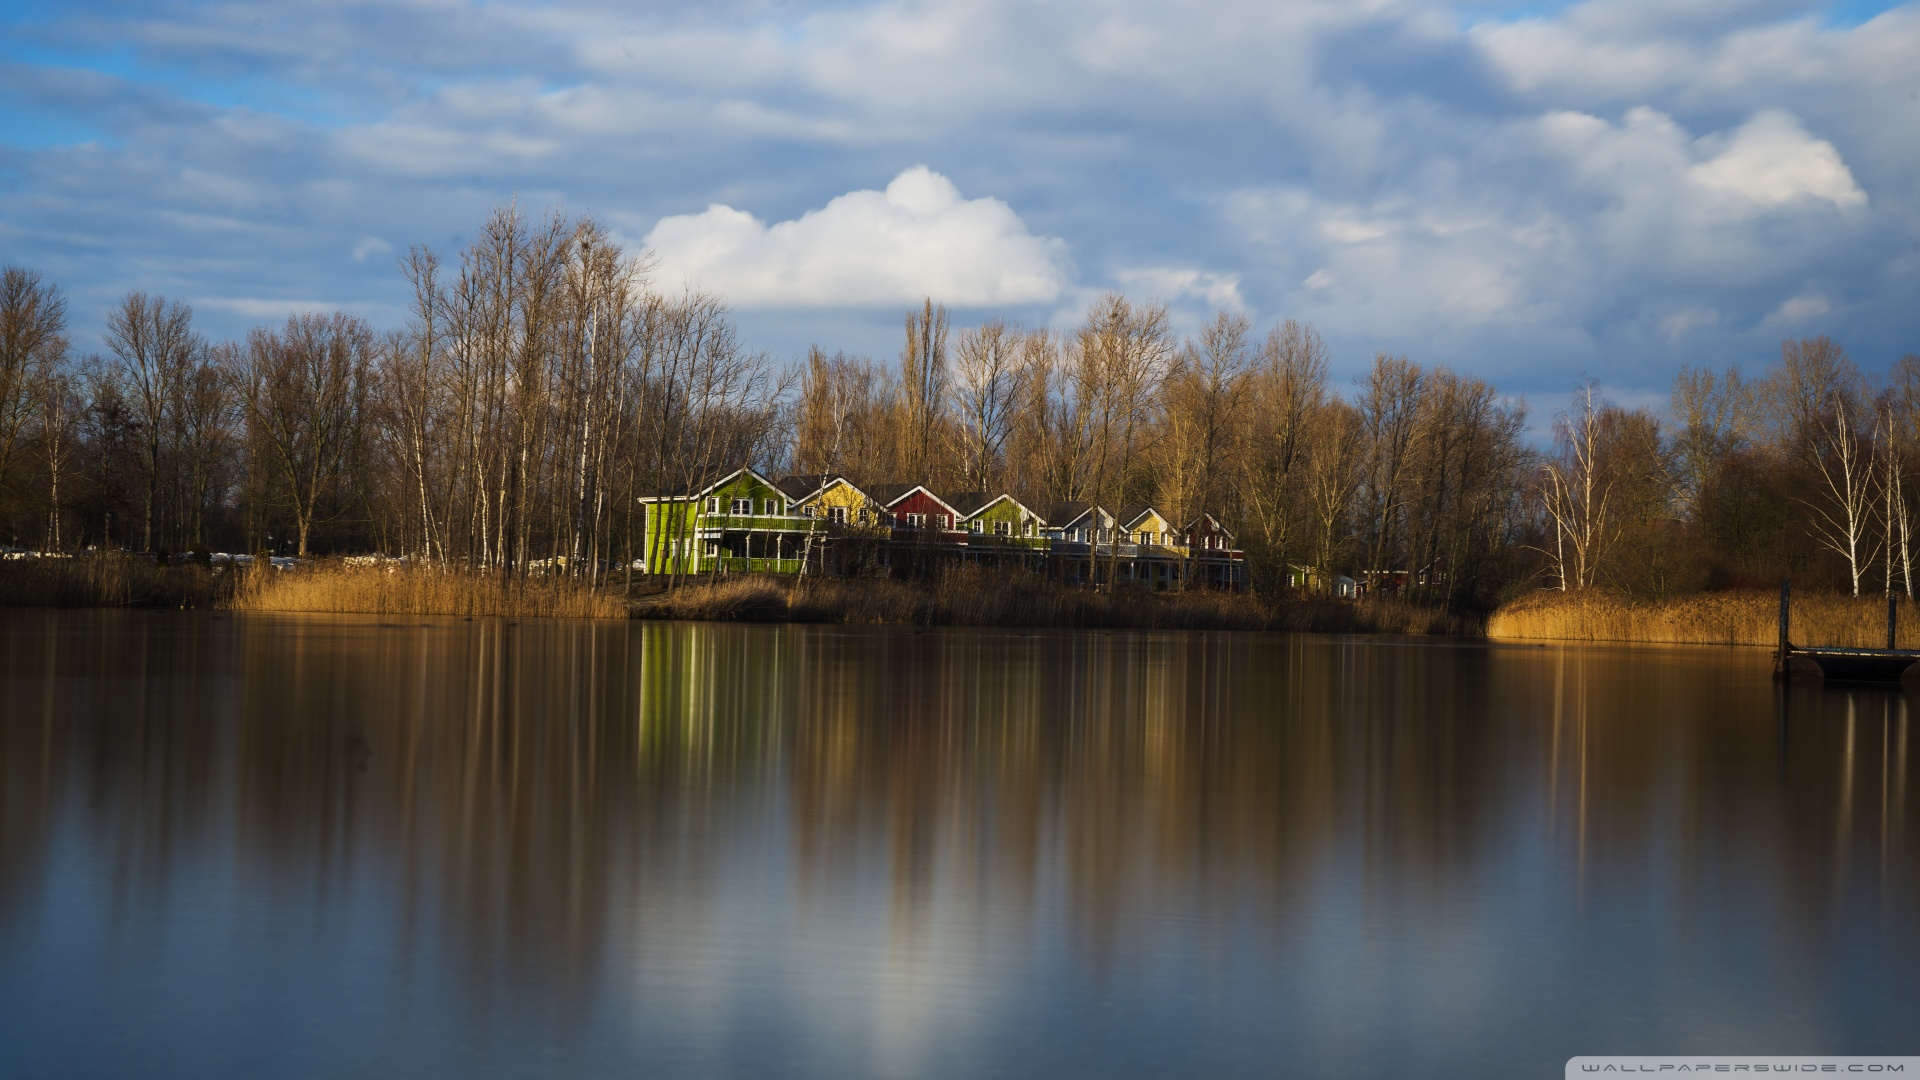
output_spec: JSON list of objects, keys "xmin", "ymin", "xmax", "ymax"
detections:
[
  {"xmin": 1118, "ymin": 504, "xmax": 1181, "ymax": 550},
  {"xmin": 777, "ymin": 475, "xmax": 883, "ymax": 527}
]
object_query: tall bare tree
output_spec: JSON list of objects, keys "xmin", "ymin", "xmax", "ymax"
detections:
[
  {"xmin": 240, "ymin": 313, "xmax": 373, "ymax": 556},
  {"xmin": 899, "ymin": 298, "xmax": 949, "ymax": 482},
  {"xmin": 951, "ymin": 319, "xmax": 1027, "ymax": 493},
  {"xmin": 104, "ymin": 292, "xmax": 201, "ymax": 551},
  {"xmin": 0, "ymin": 268, "xmax": 67, "ymax": 505}
]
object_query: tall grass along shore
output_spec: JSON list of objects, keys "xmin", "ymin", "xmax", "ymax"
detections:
[
  {"xmin": 230, "ymin": 562, "xmax": 627, "ymax": 619},
  {"xmin": 2, "ymin": 555, "xmax": 1479, "ymax": 633},
  {"xmin": 1488, "ymin": 588, "xmax": 1918, "ymax": 649},
  {"xmin": 632, "ymin": 570, "xmax": 1479, "ymax": 635}
]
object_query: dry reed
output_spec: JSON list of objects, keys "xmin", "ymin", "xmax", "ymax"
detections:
[
  {"xmin": 634, "ymin": 568, "xmax": 1481, "ymax": 635},
  {"xmin": 0, "ymin": 555, "xmax": 231, "ymax": 608},
  {"xmin": 1487, "ymin": 588, "xmax": 1919, "ymax": 648},
  {"xmin": 229, "ymin": 562, "xmax": 629, "ymax": 619}
]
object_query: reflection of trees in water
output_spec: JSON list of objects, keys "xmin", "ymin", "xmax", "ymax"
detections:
[
  {"xmin": 784, "ymin": 630, "xmax": 1510, "ymax": 959},
  {"xmin": 1, "ymin": 612, "xmax": 1916, "ymax": 1015},
  {"xmin": 1529, "ymin": 647, "xmax": 1918, "ymax": 928}
]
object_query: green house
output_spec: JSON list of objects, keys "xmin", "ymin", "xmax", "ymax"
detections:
[
  {"xmin": 948, "ymin": 492, "xmax": 1049, "ymax": 553},
  {"xmin": 639, "ymin": 467, "xmax": 815, "ymax": 576}
]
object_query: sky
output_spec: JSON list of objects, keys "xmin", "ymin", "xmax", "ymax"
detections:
[{"xmin": 2, "ymin": 0, "xmax": 1917, "ymax": 414}]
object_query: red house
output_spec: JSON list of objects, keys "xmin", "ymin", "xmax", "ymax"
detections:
[{"xmin": 868, "ymin": 483, "xmax": 967, "ymax": 577}]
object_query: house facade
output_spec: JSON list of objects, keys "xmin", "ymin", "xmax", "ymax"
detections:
[
  {"xmin": 639, "ymin": 468, "xmax": 812, "ymax": 576},
  {"xmin": 640, "ymin": 470, "xmax": 1248, "ymax": 590}
]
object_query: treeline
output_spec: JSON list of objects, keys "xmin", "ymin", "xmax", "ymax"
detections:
[{"xmin": 0, "ymin": 204, "xmax": 1911, "ymax": 609}]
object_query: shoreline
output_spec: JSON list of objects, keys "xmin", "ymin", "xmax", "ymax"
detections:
[
  {"xmin": 0, "ymin": 558, "xmax": 1482, "ymax": 636},
  {"xmin": 1487, "ymin": 588, "xmax": 1915, "ymax": 649}
]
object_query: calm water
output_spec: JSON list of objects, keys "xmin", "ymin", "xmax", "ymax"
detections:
[{"xmin": 0, "ymin": 610, "xmax": 1914, "ymax": 1078}]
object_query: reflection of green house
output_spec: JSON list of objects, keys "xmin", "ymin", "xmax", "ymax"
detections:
[{"xmin": 639, "ymin": 467, "xmax": 813, "ymax": 576}]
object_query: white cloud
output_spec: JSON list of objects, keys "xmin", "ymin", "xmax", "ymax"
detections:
[
  {"xmin": 352, "ymin": 236, "xmax": 392, "ymax": 263},
  {"xmin": 1112, "ymin": 267, "xmax": 1245, "ymax": 310},
  {"xmin": 643, "ymin": 167, "xmax": 1071, "ymax": 309},
  {"xmin": 1686, "ymin": 110, "xmax": 1866, "ymax": 210},
  {"xmin": 1765, "ymin": 293, "xmax": 1831, "ymax": 325}
]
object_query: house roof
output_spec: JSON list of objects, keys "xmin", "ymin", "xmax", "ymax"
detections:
[
  {"xmin": 1183, "ymin": 513, "xmax": 1233, "ymax": 539},
  {"xmin": 1117, "ymin": 503, "xmax": 1165, "ymax": 530},
  {"xmin": 1046, "ymin": 502, "xmax": 1109, "ymax": 529},
  {"xmin": 943, "ymin": 491, "xmax": 992, "ymax": 517},
  {"xmin": 774, "ymin": 475, "xmax": 825, "ymax": 501},
  {"xmin": 866, "ymin": 483, "xmax": 961, "ymax": 518},
  {"xmin": 638, "ymin": 465, "xmax": 769, "ymax": 500},
  {"xmin": 955, "ymin": 492, "xmax": 1044, "ymax": 524}
]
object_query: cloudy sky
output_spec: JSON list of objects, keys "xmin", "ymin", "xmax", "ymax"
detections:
[{"xmin": 2, "ymin": 0, "xmax": 1916, "ymax": 410}]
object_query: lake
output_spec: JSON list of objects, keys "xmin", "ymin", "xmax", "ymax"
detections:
[{"xmin": 0, "ymin": 610, "xmax": 1914, "ymax": 1078}]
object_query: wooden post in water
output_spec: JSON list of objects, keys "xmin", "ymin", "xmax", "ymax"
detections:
[
  {"xmin": 1775, "ymin": 578, "xmax": 1792, "ymax": 680},
  {"xmin": 1890, "ymin": 592, "xmax": 1899, "ymax": 651}
]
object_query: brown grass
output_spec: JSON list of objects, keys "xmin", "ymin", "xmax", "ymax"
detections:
[
  {"xmin": 229, "ymin": 562, "xmax": 629, "ymax": 619},
  {"xmin": 634, "ymin": 568, "xmax": 1481, "ymax": 634},
  {"xmin": 0, "ymin": 555, "xmax": 232, "ymax": 608},
  {"xmin": 1487, "ymin": 587, "xmax": 1918, "ymax": 648}
]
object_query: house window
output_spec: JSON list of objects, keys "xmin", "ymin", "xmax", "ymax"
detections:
[
  {"xmin": 828, "ymin": 506, "xmax": 848, "ymax": 524},
  {"xmin": 1023, "ymin": 522, "xmax": 1034, "ymax": 537},
  {"xmin": 731, "ymin": 497, "xmax": 751, "ymax": 515},
  {"xmin": 765, "ymin": 499, "xmax": 780, "ymax": 516},
  {"xmin": 936, "ymin": 514, "xmax": 950, "ymax": 529},
  {"xmin": 906, "ymin": 513, "xmax": 926, "ymax": 528},
  {"xmin": 994, "ymin": 521, "xmax": 1011, "ymax": 536},
  {"xmin": 705, "ymin": 497, "xmax": 719, "ymax": 513},
  {"xmin": 970, "ymin": 520, "xmax": 983, "ymax": 534},
  {"xmin": 804, "ymin": 506, "xmax": 817, "ymax": 518}
]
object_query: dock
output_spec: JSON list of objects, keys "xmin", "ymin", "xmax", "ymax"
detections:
[{"xmin": 1773, "ymin": 580, "xmax": 1920, "ymax": 682}]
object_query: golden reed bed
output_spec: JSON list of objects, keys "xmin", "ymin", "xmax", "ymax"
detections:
[
  {"xmin": 230, "ymin": 563, "xmax": 628, "ymax": 620},
  {"xmin": 634, "ymin": 570, "xmax": 1481, "ymax": 634},
  {"xmin": 1487, "ymin": 588, "xmax": 1916, "ymax": 649}
]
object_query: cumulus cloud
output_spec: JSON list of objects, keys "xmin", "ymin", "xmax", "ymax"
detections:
[
  {"xmin": 1686, "ymin": 110, "xmax": 1866, "ymax": 210},
  {"xmin": 1, "ymin": 0, "xmax": 1915, "ymax": 389},
  {"xmin": 644, "ymin": 167, "xmax": 1070, "ymax": 309}
]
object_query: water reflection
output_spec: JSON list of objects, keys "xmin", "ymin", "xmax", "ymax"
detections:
[{"xmin": 0, "ymin": 612, "xmax": 1915, "ymax": 1078}]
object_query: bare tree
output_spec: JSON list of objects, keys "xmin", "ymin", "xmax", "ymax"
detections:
[
  {"xmin": 1538, "ymin": 381, "xmax": 1615, "ymax": 591},
  {"xmin": 1077, "ymin": 293, "xmax": 1173, "ymax": 586},
  {"xmin": 240, "ymin": 312, "xmax": 373, "ymax": 556},
  {"xmin": 1159, "ymin": 311, "xmax": 1252, "ymax": 528},
  {"xmin": 0, "ymin": 268, "xmax": 67, "ymax": 511},
  {"xmin": 1802, "ymin": 388, "xmax": 1876, "ymax": 596},
  {"xmin": 104, "ymin": 292, "xmax": 201, "ymax": 551},
  {"xmin": 951, "ymin": 318, "xmax": 1028, "ymax": 493},
  {"xmin": 899, "ymin": 298, "xmax": 949, "ymax": 481},
  {"xmin": 1238, "ymin": 319, "xmax": 1325, "ymax": 582},
  {"xmin": 1356, "ymin": 354, "xmax": 1425, "ymax": 582},
  {"xmin": 35, "ymin": 363, "xmax": 84, "ymax": 550},
  {"xmin": 1669, "ymin": 365, "xmax": 1752, "ymax": 518},
  {"xmin": 175, "ymin": 342, "xmax": 238, "ymax": 547},
  {"xmin": 1303, "ymin": 401, "xmax": 1363, "ymax": 586}
]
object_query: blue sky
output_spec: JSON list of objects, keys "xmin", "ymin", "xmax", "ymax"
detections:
[{"xmin": 2, "ymin": 0, "xmax": 1916, "ymax": 412}]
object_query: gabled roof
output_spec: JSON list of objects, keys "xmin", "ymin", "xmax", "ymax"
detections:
[
  {"xmin": 774, "ymin": 473, "xmax": 873, "ymax": 503},
  {"xmin": 1117, "ymin": 503, "xmax": 1167, "ymax": 531},
  {"xmin": 1183, "ymin": 513, "xmax": 1233, "ymax": 539},
  {"xmin": 639, "ymin": 465, "xmax": 773, "ymax": 501},
  {"xmin": 943, "ymin": 491, "xmax": 992, "ymax": 517},
  {"xmin": 950, "ymin": 492, "xmax": 1044, "ymax": 524},
  {"xmin": 867, "ymin": 483, "xmax": 961, "ymax": 519},
  {"xmin": 775, "ymin": 474, "xmax": 824, "ymax": 501},
  {"xmin": 1046, "ymin": 502, "xmax": 1108, "ymax": 530}
]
